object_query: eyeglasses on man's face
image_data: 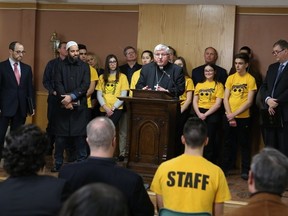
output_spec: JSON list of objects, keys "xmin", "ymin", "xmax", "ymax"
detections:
[
  {"xmin": 272, "ymin": 49, "xmax": 285, "ymax": 55},
  {"xmin": 154, "ymin": 53, "xmax": 168, "ymax": 58}
]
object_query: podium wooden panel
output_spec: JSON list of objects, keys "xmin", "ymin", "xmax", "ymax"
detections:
[{"xmin": 119, "ymin": 90, "xmax": 180, "ymax": 183}]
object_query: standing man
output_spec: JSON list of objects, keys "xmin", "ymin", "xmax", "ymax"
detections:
[
  {"xmin": 0, "ymin": 41, "xmax": 35, "ymax": 158},
  {"xmin": 51, "ymin": 41, "xmax": 90, "ymax": 172},
  {"xmin": 43, "ymin": 41, "xmax": 67, "ymax": 155},
  {"xmin": 59, "ymin": 117, "xmax": 154, "ymax": 216},
  {"xmin": 150, "ymin": 117, "xmax": 231, "ymax": 215},
  {"xmin": 226, "ymin": 148, "xmax": 288, "ymax": 216},
  {"xmin": 261, "ymin": 39, "xmax": 288, "ymax": 157},
  {"xmin": 192, "ymin": 47, "xmax": 227, "ymax": 86},
  {"xmin": 118, "ymin": 46, "xmax": 142, "ymax": 161},
  {"xmin": 136, "ymin": 43, "xmax": 185, "ymax": 97}
]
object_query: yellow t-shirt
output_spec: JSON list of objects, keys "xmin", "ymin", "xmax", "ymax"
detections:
[
  {"xmin": 194, "ymin": 80, "xmax": 224, "ymax": 109},
  {"xmin": 96, "ymin": 73, "xmax": 129, "ymax": 111},
  {"xmin": 225, "ymin": 72, "xmax": 257, "ymax": 118},
  {"xmin": 129, "ymin": 69, "xmax": 141, "ymax": 97},
  {"xmin": 87, "ymin": 66, "xmax": 99, "ymax": 108},
  {"xmin": 150, "ymin": 154, "xmax": 231, "ymax": 213},
  {"xmin": 179, "ymin": 76, "xmax": 194, "ymax": 106}
]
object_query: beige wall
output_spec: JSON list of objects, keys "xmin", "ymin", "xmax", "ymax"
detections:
[{"xmin": 137, "ymin": 4, "xmax": 236, "ymax": 74}]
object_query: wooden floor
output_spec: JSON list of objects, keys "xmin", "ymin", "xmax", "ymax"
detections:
[{"xmin": 1, "ymin": 157, "xmax": 287, "ymax": 216}]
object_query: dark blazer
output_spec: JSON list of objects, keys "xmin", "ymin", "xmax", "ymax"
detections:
[
  {"xmin": 0, "ymin": 59, "xmax": 34, "ymax": 117},
  {"xmin": 136, "ymin": 62, "xmax": 185, "ymax": 97},
  {"xmin": 59, "ymin": 157, "xmax": 155, "ymax": 216},
  {"xmin": 261, "ymin": 62, "xmax": 288, "ymax": 121},
  {"xmin": 192, "ymin": 64, "xmax": 227, "ymax": 86},
  {"xmin": 0, "ymin": 175, "xmax": 70, "ymax": 216}
]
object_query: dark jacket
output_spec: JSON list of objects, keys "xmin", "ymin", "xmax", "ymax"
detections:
[
  {"xmin": 59, "ymin": 157, "xmax": 155, "ymax": 216},
  {"xmin": 0, "ymin": 59, "xmax": 34, "ymax": 117},
  {"xmin": 53, "ymin": 57, "xmax": 90, "ymax": 136},
  {"xmin": 0, "ymin": 175, "xmax": 70, "ymax": 216}
]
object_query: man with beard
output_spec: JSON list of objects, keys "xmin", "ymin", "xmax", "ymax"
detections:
[{"xmin": 51, "ymin": 41, "xmax": 90, "ymax": 172}]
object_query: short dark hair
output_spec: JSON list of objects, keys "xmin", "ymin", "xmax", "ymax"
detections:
[
  {"xmin": 234, "ymin": 53, "xmax": 250, "ymax": 64},
  {"xmin": 78, "ymin": 43, "xmax": 87, "ymax": 50},
  {"xmin": 58, "ymin": 41, "xmax": 67, "ymax": 49},
  {"xmin": 183, "ymin": 117, "xmax": 207, "ymax": 148},
  {"xmin": 240, "ymin": 46, "xmax": 251, "ymax": 55},
  {"xmin": 9, "ymin": 41, "xmax": 19, "ymax": 50},
  {"xmin": 251, "ymin": 148, "xmax": 288, "ymax": 195},
  {"xmin": 273, "ymin": 39, "xmax": 288, "ymax": 50},
  {"xmin": 123, "ymin": 46, "xmax": 136, "ymax": 56},
  {"xmin": 3, "ymin": 124, "xmax": 48, "ymax": 177},
  {"xmin": 59, "ymin": 183, "xmax": 129, "ymax": 216}
]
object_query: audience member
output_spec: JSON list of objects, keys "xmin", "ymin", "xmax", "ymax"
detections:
[
  {"xmin": 78, "ymin": 44, "xmax": 99, "ymax": 122},
  {"xmin": 222, "ymin": 53, "xmax": 257, "ymax": 180},
  {"xmin": 52, "ymin": 41, "xmax": 90, "ymax": 172},
  {"xmin": 118, "ymin": 46, "xmax": 142, "ymax": 161},
  {"xmin": 0, "ymin": 124, "xmax": 70, "ymax": 216},
  {"xmin": 260, "ymin": 39, "xmax": 288, "ymax": 157},
  {"xmin": 174, "ymin": 56, "xmax": 194, "ymax": 155},
  {"xmin": 150, "ymin": 117, "xmax": 231, "ymax": 215},
  {"xmin": 193, "ymin": 63, "xmax": 224, "ymax": 164},
  {"xmin": 42, "ymin": 41, "xmax": 67, "ymax": 155},
  {"xmin": 136, "ymin": 44, "xmax": 185, "ymax": 97},
  {"xmin": 0, "ymin": 41, "xmax": 35, "ymax": 159},
  {"xmin": 59, "ymin": 183, "xmax": 129, "ymax": 216},
  {"xmin": 59, "ymin": 117, "xmax": 154, "ymax": 216},
  {"xmin": 226, "ymin": 147, "xmax": 288, "ymax": 216},
  {"xmin": 192, "ymin": 47, "xmax": 227, "ymax": 86},
  {"xmin": 130, "ymin": 50, "xmax": 154, "ymax": 96}
]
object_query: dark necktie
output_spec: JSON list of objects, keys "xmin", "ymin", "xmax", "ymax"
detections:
[
  {"xmin": 13, "ymin": 62, "xmax": 21, "ymax": 85},
  {"xmin": 271, "ymin": 64, "xmax": 284, "ymax": 97}
]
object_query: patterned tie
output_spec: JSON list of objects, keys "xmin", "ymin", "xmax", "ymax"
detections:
[
  {"xmin": 271, "ymin": 64, "xmax": 284, "ymax": 97},
  {"xmin": 13, "ymin": 62, "xmax": 21, "ymax": 85}
]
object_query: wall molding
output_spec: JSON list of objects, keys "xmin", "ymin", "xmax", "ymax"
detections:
[{"xmin": 237, "ymin": 7, "xmax": 288, "ymax": 15}]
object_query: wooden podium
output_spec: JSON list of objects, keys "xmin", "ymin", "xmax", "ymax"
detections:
[{"xmin": 119, "ymin": 89, "xmax": 180, "ymax": 183}]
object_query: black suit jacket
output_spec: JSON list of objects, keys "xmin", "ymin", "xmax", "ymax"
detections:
[
  {"xmin": 261, "ymin": 62, "xmax": 288, "ymax": 121},
  {"xmin": 0, "ymin": 59, "xmax": 34, "ymax": 117},
  {"xmin": 0, "ymin": 175, "xmax": 70, "ymax": 216},
  {"xmin": 59, "ymin": 157, "xmax": 154, "ymax": 216},
  {"xmin": 136, "ymin": 62, "xmax": 185, "ymax": 97}
]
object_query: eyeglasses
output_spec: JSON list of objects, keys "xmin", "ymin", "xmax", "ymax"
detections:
[
  {"xmin": 14, "ymin": 50, "xmax": 26, "ymax": 55},
  {"xmin": 154, "ymin": 53, "xmax": 168, "ymax": 58},
  {"xmin": 109, "ymin": 60, "xmax": 117, "ymax": 64},
  {"xmin": 126, "ymin": 51, "xmax": 135, "ymax": 55},
  {"xmin": 272, "ymin": 49, "xmax": 285, "ymax": 55},
  {"xmin": 79, "ymin": 52, "xmax": 87, "ymax": 55}
]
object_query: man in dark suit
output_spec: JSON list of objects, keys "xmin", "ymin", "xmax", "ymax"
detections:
[
  {"xmin": 59, "ymin": 117, "xmax": 154, "ymax": 216},
  {"xmin": 0, "ymin": 41, "xmax": 35, "ymax": 159},
  {"xmin": 261, "ymin": 39, "xmax": 288, "ymax": 157},
  {"xmin": 136, "ymin": 43, "xmax": 185, "ymax": 97},
  {"xmin": 192, "ymin": 47, "xmax": 227, "ymax": 86}
]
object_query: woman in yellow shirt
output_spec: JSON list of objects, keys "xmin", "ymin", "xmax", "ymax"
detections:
[{"xmin": 193, "ymin": 63, "xmax": 224, "ymax": 163}]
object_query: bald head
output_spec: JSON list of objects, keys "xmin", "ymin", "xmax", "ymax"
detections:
[{"xmin": 86, "ymin": 117, "xmax": 115, "ymax": 151}]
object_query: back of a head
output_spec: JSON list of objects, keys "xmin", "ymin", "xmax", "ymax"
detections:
[
  {"xmin": 251, "ymin": 148, "xmax": 288, "ymax": 194},
  {"xmin": 59, "ymin": 183, "xmax": 129, "ymax": 216},
  {"xmin": 3, "ymin": 124, "xmax": 48, "ymax": 177},
  {"xmin": 183, "ymin": 117, "xmax": 207, "ymax": 148},
  {"xmin": 86, "ymin": 117, "xmax": 115, "ymax": 150}
]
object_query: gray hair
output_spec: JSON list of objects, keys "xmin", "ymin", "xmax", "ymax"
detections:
[
  {"xmin": 273, "ymin": 39, "xmax": 288, "ymax": 49},
  {"xmin": 251, "ymin": 147, "xmax": 288, "ymax": 194},
  {"xmin": 86, "ymin": 117, "xmax": 115, "ymax": 150},
  {"xmin": 154, "ymin": 44, "xmax": 169, "ymax": 53}
]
